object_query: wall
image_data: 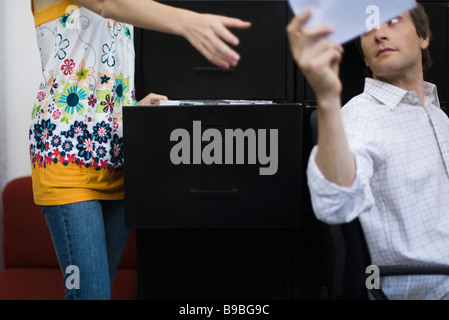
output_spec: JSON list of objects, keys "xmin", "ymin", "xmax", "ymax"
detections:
[
  {"xmin": 4, "ymin": 1, "xmax": 39, "ymax": 181},
  {"xmin": 0, "ymin": 1, "xmax": 41, "ymax": 269}
]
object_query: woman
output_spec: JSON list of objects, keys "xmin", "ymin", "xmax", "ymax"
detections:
[{"xmin": 30, "ymin": 0, "xmax": 250, "ymax": 299}]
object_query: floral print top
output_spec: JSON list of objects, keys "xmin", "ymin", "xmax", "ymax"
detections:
[{"xmin": 30, "ymin": 0, "xmax": 137, "ymax": 205}]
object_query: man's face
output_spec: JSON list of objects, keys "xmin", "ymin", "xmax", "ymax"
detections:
[{"xmin": 360, "ymin": 12, "xmax": 429, "ymax": 81}]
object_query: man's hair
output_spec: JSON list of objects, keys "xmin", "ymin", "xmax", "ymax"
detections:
[{"xmin": 356, "ymin": 2, "xmax": 433, "ymax": 77}]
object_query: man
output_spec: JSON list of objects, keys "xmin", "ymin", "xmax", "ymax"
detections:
[{"xmin": 287, "ymin": 3, "xmax": 449, "ymax": 299}]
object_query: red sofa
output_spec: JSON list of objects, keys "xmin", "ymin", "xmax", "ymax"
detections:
[{"xmin": 0, "ymin": 176, "xmax": 137, "ymax": 300}]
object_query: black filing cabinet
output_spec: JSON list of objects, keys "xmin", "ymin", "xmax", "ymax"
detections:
[{"xmin": 128, "ymin": 0, "xmax": 326, "ymax": 300}]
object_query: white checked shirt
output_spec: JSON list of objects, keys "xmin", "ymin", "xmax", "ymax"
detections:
[{"xmin": 307, "ymin": 78, "xmax": 449, "ymax": 300}]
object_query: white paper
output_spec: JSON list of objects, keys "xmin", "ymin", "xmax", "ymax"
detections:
[
  {"xmin": 288, "ymin": 0, "xmax": 417, "ymax": 44},
  {"xmin": 156, "ymin": 100, "xmax": 273, "ymax": 106},
  {"xmin": 157, "ymin": 100, "xmax": 205, "ymax": 106}
]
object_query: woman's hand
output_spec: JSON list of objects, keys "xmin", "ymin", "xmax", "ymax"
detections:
[
  {"xmin": 71, "ymin": 0, "xmax": 251, "ymax": 69},
  {"xmin": 138, "ymin": 92, "xmax": 168, "ymax": 106},
  {"xmin": 180, "ymin": 12, "xmax": 251, "ymax": 69}
]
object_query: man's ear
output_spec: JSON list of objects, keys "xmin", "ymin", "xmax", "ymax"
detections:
[{"xmin": 421, "ymin": 36, "xmax": 430, "ymax": 50}]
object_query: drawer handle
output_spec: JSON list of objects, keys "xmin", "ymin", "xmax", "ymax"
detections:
[
  {"xmin": 188, "ymin": 188, "xmax": 238, "ymax": 198},
  {"xmin": 194, "ymin": 67, "xmax": 235, "ymax": 74}
]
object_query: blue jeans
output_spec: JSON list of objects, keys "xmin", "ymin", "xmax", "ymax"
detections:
[{"xmin": 41, "ymin": 200, "xmax": 130, "ymax": 300}]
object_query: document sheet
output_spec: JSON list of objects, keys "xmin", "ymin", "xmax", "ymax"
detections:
[{"xmin": 288, "ymin": 0, "xmax": 417, "ymax": 44}]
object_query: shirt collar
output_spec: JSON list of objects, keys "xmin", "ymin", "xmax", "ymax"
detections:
[
  {"xmin": 363, "ymin": 78, "xmax": 440, "ymax": 110},
  {"xmin": 423, "ymin": 81, "xmax": 440, "ymax": 107}
]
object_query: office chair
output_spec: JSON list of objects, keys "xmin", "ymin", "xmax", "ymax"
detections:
[{"xmin": 309, "ymin": 108, "xmax": 449, "ymax": 300}]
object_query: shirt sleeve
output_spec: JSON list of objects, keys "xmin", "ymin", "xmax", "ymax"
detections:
[{"xmin": 306, "ymin": 105, "xmax": 388, "ymax": 224}]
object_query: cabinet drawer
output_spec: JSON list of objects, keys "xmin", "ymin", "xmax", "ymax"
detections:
[{"xmin": 135, "ymin": 0, "xmax": 294, "ymax": 102}]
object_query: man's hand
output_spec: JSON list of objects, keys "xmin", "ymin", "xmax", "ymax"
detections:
[
  {"xmin": 287, "ymin": 10, "xmax": 355, "ymax": 187},
  {"xmin": 287, "ymin": 10, "xmax": 343, "ymax": 105}
]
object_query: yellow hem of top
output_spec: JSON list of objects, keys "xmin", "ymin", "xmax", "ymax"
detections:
[{"xmin": 31, "ymin": 162, "xmax": 125, "ymax": 206}]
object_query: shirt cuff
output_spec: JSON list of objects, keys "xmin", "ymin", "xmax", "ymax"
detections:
[{"xmin": 306, "ymin": 146, "xmax": 371, "ymax": 224}]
